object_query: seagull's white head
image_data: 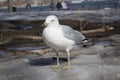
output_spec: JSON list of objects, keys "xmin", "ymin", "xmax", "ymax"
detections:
[{"xmin": 44, "ymin": 15, "xmax": 59, "ymax": 27}]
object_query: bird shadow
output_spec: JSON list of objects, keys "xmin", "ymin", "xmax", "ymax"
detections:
[{"xmin": 28, "ymin": 57, "xmax": 69, "ymax": 66}]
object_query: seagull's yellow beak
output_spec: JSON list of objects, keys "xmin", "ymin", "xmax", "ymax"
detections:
[{"xmin": 43, "ymin": 22, "xmax": 48, "ymax": 27}]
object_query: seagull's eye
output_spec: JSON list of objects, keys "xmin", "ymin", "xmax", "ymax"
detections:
[{"xmin": 51, "ymin": 20, "xmax": 55, "ymax": 22}]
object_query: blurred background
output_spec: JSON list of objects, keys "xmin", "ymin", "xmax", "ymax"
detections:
[{"xmin": 0, "ymin": 0, "xmax": 120, "ymax": 12}]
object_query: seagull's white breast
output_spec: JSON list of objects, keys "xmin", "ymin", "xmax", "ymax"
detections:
[{"xmin": 42, "ymin": 26, "xmax": 75, "ymax": 50}]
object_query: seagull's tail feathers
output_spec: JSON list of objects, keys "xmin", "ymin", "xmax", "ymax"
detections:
[{"xmin": 75, "ymin": 38, "xmax": 94, "ymax": 48}]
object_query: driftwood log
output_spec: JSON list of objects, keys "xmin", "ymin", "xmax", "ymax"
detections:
[
  {"xmin": 81, "ymin": 26, "xmax": 114, "ymax": 34},
  {"xmin": 0, "ymin": 35, "xmax": 42, "ymax": 45}
]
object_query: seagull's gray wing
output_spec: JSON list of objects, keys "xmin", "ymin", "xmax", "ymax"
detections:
[{"xmin": 60, "ymin": 25, "xmax": 85, "ymax": 44}]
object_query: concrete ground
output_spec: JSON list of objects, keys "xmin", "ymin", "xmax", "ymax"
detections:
[{"xmin": 0, "ymin": 34, "xmax": 120, "ymax": 80}]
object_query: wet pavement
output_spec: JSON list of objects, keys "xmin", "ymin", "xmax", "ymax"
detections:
[{"xmin": 0, "ymin": 34, "xmax": 120, "ymax": 80}]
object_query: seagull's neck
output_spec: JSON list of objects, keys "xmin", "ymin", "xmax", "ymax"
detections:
[{"xmin": 49, "ymin": 23, "xmax": 60, "ymax": 27}]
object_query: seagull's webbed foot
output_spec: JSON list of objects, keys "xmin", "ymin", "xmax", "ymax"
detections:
[
  {"xmin": 62, "ymin": 65, "xmax": 70, "ymax": 69},
  {"xmin": 51, "ymin": 65, "xmax": 62, "ymax": 69}
]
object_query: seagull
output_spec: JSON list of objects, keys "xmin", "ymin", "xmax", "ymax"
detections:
[{"xmin": 42, "ymin": 15, "xmax": 88, "ymax": 69}]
